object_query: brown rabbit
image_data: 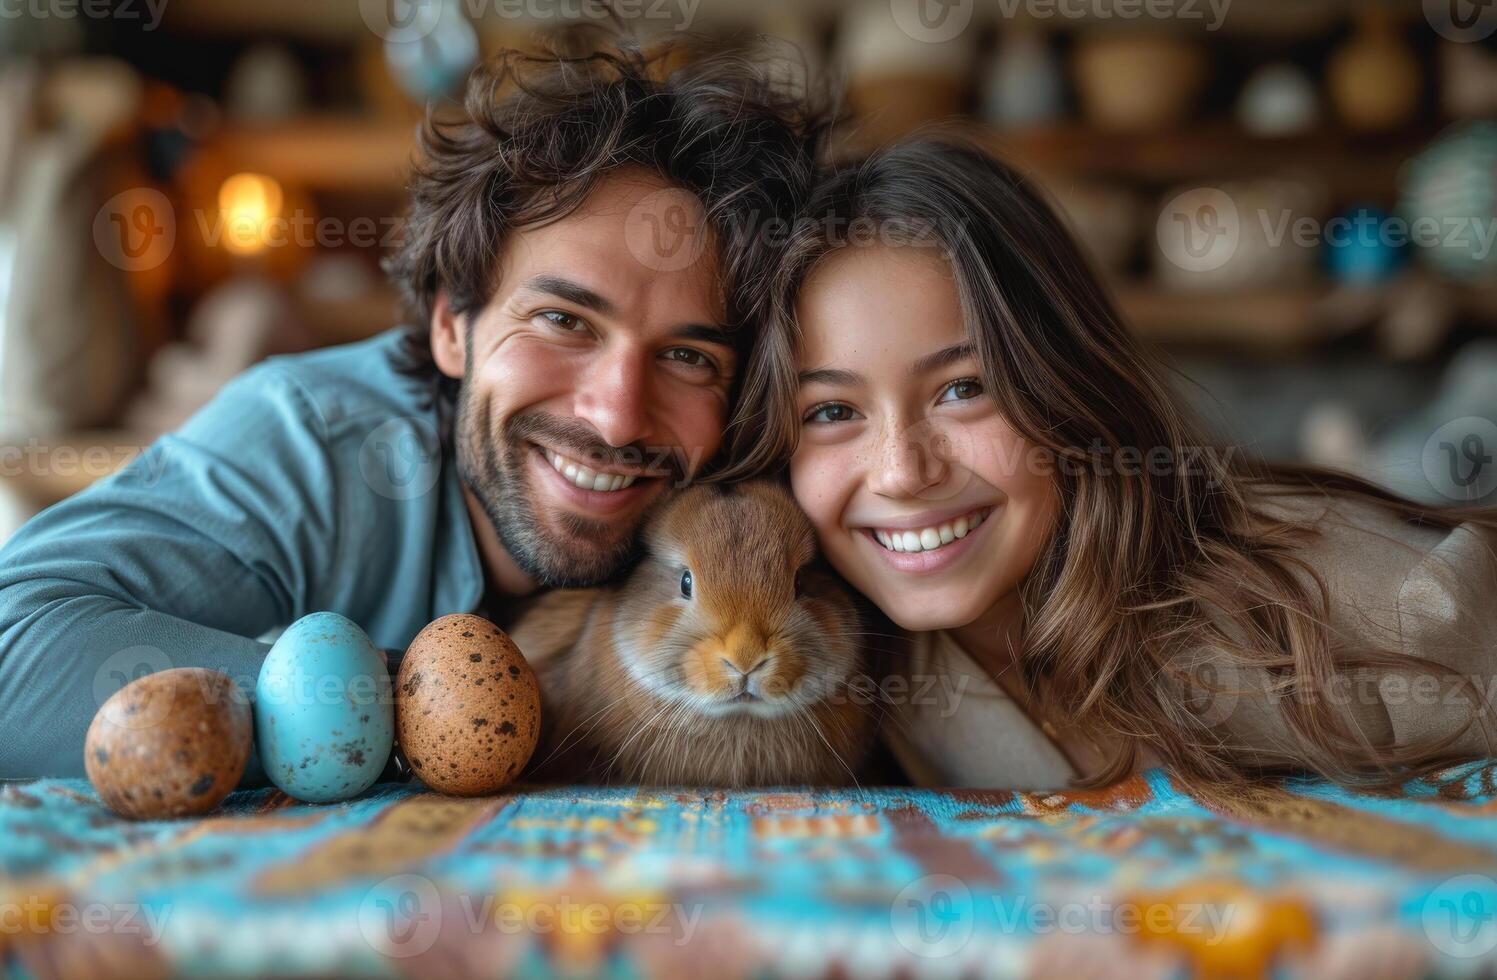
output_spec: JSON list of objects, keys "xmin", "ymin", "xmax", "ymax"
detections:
[{"xmin": 509, "ymin": 480, "xmax": 876, "ymax": 786}]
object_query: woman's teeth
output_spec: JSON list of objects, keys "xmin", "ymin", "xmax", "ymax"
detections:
[
  {"xmin": 872, "ymin": 508, "xmax": 990, "ymax": 554},
  {"xmin": 544, "ymin": 449, "xmax": 638, "ymax": 492}
]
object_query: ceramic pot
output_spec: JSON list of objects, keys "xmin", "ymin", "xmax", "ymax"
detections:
[
  {"xmin": 1073, "ymin": 32, "xmax": 1207, "ymax": 132},
  {"xmin": 1326, "ymin": 9, "xmax": 1421, "ymax": 132}
]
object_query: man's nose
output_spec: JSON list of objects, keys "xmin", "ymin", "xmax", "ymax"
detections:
[
  {"xmin": 573, "ymin": 346, "xmax": 653, "ymax": 449},
  {"xmin": 867, "ymin": 418, "xmax": 950, "ymax": 499}
]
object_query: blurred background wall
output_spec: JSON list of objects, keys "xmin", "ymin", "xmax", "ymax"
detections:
[{"xmin": 3, "ymin": 0, "xmax": 1497, "ymax": 542}]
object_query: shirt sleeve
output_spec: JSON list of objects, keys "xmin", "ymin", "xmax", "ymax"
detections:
[
  {"xmin": 1383, "ymin": 520, "xmax": 1497, "ymax": 758},
  {"xmin": 1169, "ymin": 513, "xmax": 1497, "ymax": 774},
  {"xmin": 0, "ymin": 363, "xmax": 340, "ymax": 779}
]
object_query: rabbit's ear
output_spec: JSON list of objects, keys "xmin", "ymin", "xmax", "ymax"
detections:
[
  {"xmin": 732, "ymin": 478, "xmax": 794, "ymax": 506},
  {"xmin": 722, "ymin": 480, "xmax": 809, "ymax": 536},
  {"xmin": 641, "ymin": 484, "xmax": 707, "ymax": 550}
]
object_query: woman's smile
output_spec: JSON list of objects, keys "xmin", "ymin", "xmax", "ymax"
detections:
[
  {"xmin": 849, "ymin": 504, "xmax": 998, "ymax": 575},
  {"xmin": 864, "ymin": 504, "xmax": 993, "ymax": 553}
]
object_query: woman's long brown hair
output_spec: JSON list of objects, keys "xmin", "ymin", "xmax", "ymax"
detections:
[{"xmin": 721, "ymin": 133, "xmax": 1497, "ymax": 789}]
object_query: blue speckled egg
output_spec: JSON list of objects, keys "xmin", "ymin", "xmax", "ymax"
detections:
[{"xmin": 254, "ymin": 612, "xmax": 394, "ymax": 803}]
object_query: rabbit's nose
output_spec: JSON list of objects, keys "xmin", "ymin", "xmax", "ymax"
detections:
[
  {"xmin": 719, "ymin": 654, "xmax": 770, "ymax": 679},
  {"xmin": 718, "ymin": 625, "xmax": 772, "ymax": 679}
]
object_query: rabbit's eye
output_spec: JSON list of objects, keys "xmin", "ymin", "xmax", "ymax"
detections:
[
  {"xmin": 680, "ymin": 569, "xmax": 694, "ymax": 599},
  {"xmin": 794, "ymin": 567, "xmax": 807, "ymax": 598}
]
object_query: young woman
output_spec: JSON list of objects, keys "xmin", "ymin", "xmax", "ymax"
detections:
[{"xmin": 723, "ymin": 136, "xmax": 1497, "ymax": 789}]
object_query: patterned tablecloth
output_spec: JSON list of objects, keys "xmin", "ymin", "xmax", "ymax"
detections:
[{"xmin": 2, "ymin": 763, "xmax": 1497, "ymax": 979}]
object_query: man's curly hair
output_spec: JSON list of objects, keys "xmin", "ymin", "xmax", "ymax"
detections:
[{"xmin": 384, "ymin": 29, "xmax": 829, "ymax": 429}]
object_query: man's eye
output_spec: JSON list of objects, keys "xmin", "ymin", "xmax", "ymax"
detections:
[
  {"xmin": 938, "ymin": 379, "xmax": 984, "ymax": 403},
  {"xmin": 537, "ymin": 310, "xmax": 585, "ymax": 332},
  {"xmin": 663, "ymin": 348, "xmax": 710, "ymax": 367},
  {"xmin": 804, "ymin": 403, "xmax": 862, "ymax": 424}
]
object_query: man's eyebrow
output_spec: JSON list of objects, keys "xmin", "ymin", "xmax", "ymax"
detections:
[
  {"xmin": 519, "ymin": 275, "xmax": 616, "ymax": 315},
  {"xmin": 670, "ymin": 322, "xmax": 735, "ymax": 349},
  {"xmin": 910, "ymin": 342, "xmax": 976, "ymax": 376},
  {"xmin": 518, "ymin": 279, "xmax": 731, "ymax": 349},
  {"xmin": 798, "ymin": 367, "xmax": 865, "ymax": 388}
]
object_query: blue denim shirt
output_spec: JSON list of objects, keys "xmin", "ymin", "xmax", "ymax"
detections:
[{"xmin": 0, "ymin": 329, "xmax": 485, "ymax": 778}]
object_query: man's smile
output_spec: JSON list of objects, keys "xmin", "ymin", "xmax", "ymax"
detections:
[
  {"xmin": 529, "ymin": 443, "xmax": 660, "ymax": 517},
  {"xmin": 541, "ymin": 446, "xmax": 641, "ymax": 492}
]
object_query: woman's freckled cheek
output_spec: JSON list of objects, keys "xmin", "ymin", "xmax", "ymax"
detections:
[
  {"xmin": 791, "ymin": 447, "xmax": 856, "ymax": 538},
  {"xmin": 995, "ymin": 430, "xmax": 1047, "ymax": 498},
  {"xmin": 967, "ymin": 433, "xmax": 1010, "ymax": 487}
]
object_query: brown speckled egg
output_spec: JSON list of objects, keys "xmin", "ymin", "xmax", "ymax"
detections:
[
  {"xmin": 85, "ymin": 668, "xmax": 252, "ymax": 819},
  {"xmin": 396, "ymin": 613, "xmax": 541, "ymax": 795}
]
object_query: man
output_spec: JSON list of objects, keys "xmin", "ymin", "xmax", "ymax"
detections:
[{"xmin": 0, "ymin": 38, "xmax": 822, "ymax": 778}]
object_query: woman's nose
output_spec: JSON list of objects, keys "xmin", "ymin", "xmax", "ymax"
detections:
[{"xmin": 867, "ymin": 418, "xmax": 951, "ymax": 499}]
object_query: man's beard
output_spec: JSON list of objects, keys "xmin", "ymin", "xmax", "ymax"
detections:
[{"xmin": 454, "ymin": 388, "xmax": 664, "ymax": 589}]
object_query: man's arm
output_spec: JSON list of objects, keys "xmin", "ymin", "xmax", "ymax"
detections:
[{"xmin": 0, "ymin": 364, "xmax": 339, "ymax": 778}]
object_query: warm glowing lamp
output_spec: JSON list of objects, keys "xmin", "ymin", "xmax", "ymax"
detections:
[{"xmin": 217, "ymin": 173, "xmax": 283, "ymax": 256}]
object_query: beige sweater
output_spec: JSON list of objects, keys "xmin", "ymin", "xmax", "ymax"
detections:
[{"xmin": 882, "ymin": 492, "xmax": 1497, "ymax": 789}]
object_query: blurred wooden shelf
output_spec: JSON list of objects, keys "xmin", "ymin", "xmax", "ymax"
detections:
[
  {"xmin": 1114, "ymin": 283, "xmax": 1332, "ymax": 351},
  {"xmin": 188, "ymin": 116, "xmax": 418, "ymax": 193},
  {"xmin": 1452, "ymin": 281, "xmax": 1497, "ymax": 321},
  {"xmin": 985, "ymin": 123, "xmax": 1433, "ymax": 198},
  {"xmin": 178, "ymin": 117, "xmax": 1431, "ymax": 201}
]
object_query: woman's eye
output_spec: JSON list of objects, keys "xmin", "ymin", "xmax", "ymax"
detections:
[
  {"xmin": 680, "ymin": 569, "xmax": 694, "ymax": 599},
  {"xmin": 537, "ymin": 310, "xmax": 585, "ymax": 332},
  {"xmin": 804, "ymin": 403, "xmax": 863, "ymax": 425},
  {"xmin": 938, "ymin": 379, "xmax": 984, "ymax": 403}
]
